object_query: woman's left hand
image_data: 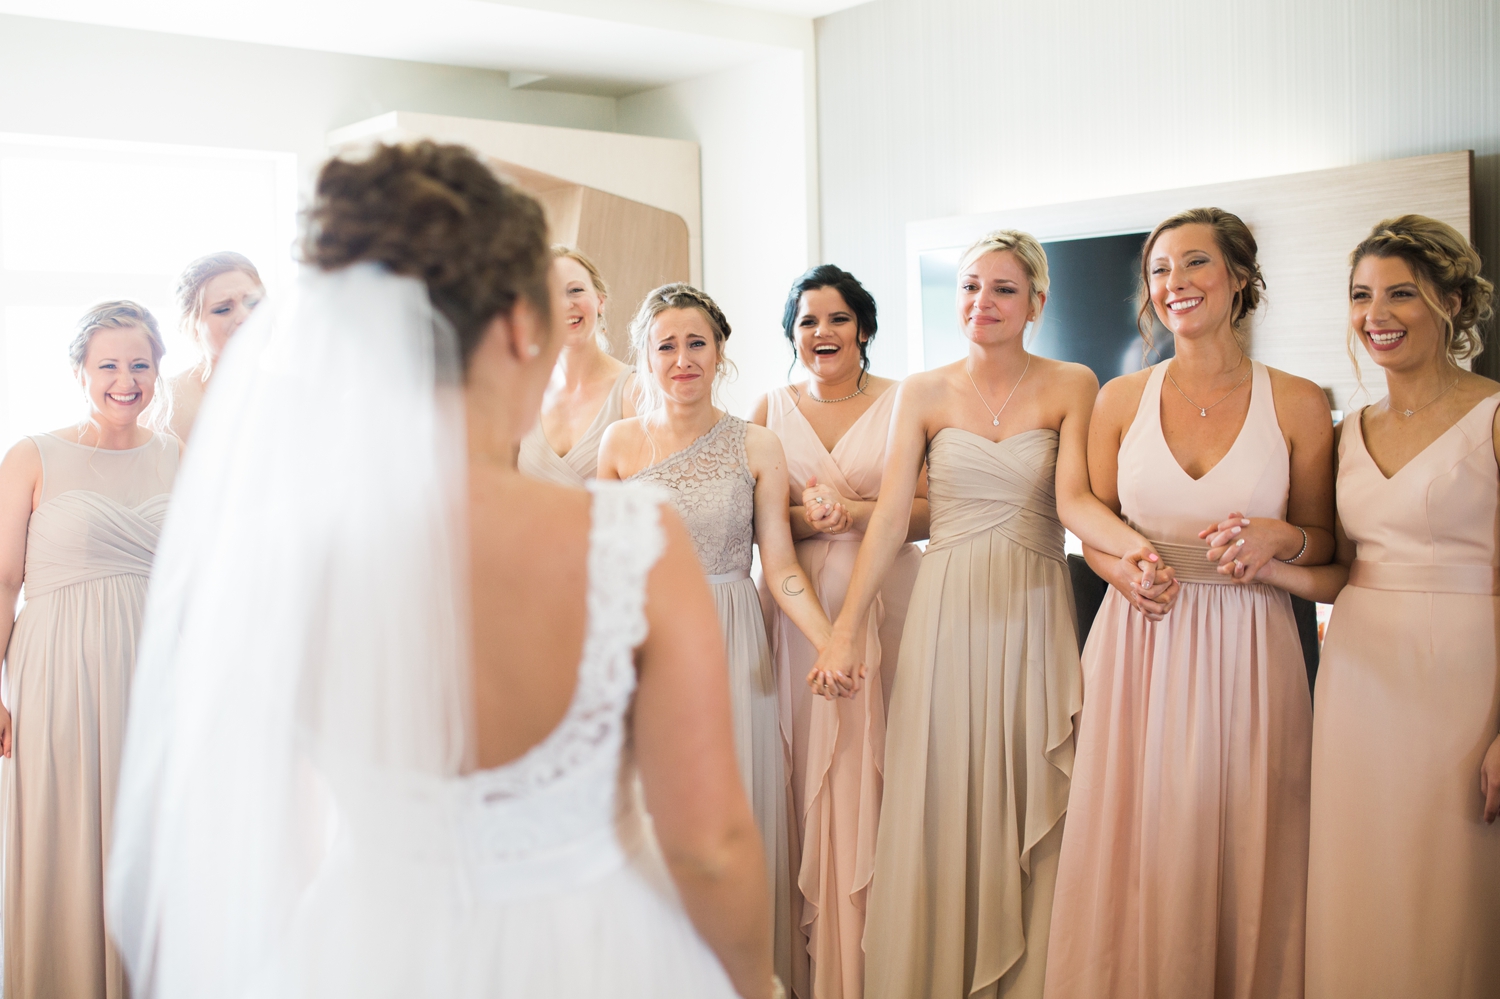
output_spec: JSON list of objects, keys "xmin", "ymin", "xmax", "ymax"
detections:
[
  {"xmin": 1200, "ymin": 511, "xmax": 1296, "ymax": 582},
  {"xmin": 801, "ymin": 478, "xmax": 852, "ymax": 535},
  {"xmin": 1481, "ymin": 733, "xmax": 1500, "ymax": 824}
]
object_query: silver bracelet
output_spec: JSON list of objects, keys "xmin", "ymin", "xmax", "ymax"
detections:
[{"xmin": 1276, "ymin": 525, "xmax": 1309, "ymax": 564}]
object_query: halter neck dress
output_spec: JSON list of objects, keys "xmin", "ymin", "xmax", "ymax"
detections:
[
  {"xmin": 864, "ymin": 426, "xmax": 1081, "ymax": 999},
  {"xmin": 1046, "ymin": 360, "xmax": 1311, "ymax": 999},
  {"xmin": 518, "ymin": 370, "xmax": 631, "ymax": 486},
  {"xmin": 761, "ymin": 386, "xmax": 922, "ymax": 999},
  {"xmin": 628, "ymin": 414, "xmax": 793, "ymax": 989},
  {"xmin": 1305, "ymin": 395, "xmax": 1500, "ymax": 998},
  {"xmin": 2, "ymin": 431, "xmax": 179, "ymax": 999}
]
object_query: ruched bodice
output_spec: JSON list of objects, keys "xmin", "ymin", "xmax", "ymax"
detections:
[
  {"xmin": 629, "ymin": 415, "xmax": 755, "ymax": 577},
  {"xmin": 24, "ymin": 493, "xmax": 170, "ymax": 598},
  {"xmin": 926, "ymin": 428, "xmax": 1064, "ymax": 562},
  {"xmin": 518, "ymin": 370, "xmax": 631, "ymax": 487}
]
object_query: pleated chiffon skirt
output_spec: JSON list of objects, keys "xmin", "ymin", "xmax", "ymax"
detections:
[{"xmin": 864, "ymin": 528, "xmax": 1081, "ymax": 999}]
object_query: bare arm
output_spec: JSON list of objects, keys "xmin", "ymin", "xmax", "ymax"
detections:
[
  {"xmin": 1253, "ymin": 419, "xmax": 1351, "ymax": 602},
  {"xmin": 0, "ymin": 440, "xmax": 41, "ymax": 759},
  {"xmin": 808, "ymin": 380, "xmax": 929, "ymax": 692},
  {"xmin": 634, "ymin": 511, "xmax": 772, "ymax": 999},
  {"xmin": 595, "ymin": 420, "xmax": 634, "ymax": 482},
  {"xmin": 746, "ymin": 426, "xmax": 833, "ymax": 651}
]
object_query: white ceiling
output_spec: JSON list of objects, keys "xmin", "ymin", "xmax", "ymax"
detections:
[{"xmin": 0, "ymin": 0, "xmax": 869, "ymax": 95}]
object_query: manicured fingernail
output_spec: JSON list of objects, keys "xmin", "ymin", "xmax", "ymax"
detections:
[
  {"xmin": 1230, "ymin": 527, "xmax": 1241, "ymax": 535},
  {"xmin": 1236, "ymin": 538, "xmax": 1245, "ymax": 546},
  {"xmin": 1241, "ymin": 519, "xmax": 1251, "ymax": 526}
]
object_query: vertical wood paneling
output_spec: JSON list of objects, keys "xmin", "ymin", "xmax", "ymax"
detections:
[{"xmin": 816, "ymin": 0, "xmax": 1500, "ymax": 382}]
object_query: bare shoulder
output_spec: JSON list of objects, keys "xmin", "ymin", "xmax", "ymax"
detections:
[
  {"xmin": 0, "ymin": 436, "xmax": 41, "ymax": 479},
  {"xmin": 1096, "ymin": 367, "xmax": 1153, "ymax": 421},
  {"xmin": 597, "ymin": 417, "xmax": 648, "ymax": 476},
  {"xmin": 748, "ymin": 392, "xmax": 771, "ymax": 427},
  {"xmin": 897, "ymin": 365, "xmax": 955, "ymax": 404},
  {"xmin": 861, "ymin": 373, "xmax": 900, "ymax": 399},
  {"xmin": 1033, "ymin": 355, "xmax": 1100, "ymax": 397},
  {"xmin": 1266, "ymin": 366, "xmax": 1333, "ymax": 420},
  {"xmin": 743, "ymin": 421, "xmax": 787, "ymax": 466}
]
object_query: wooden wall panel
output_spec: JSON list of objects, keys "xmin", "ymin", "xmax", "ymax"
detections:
[{"xmin": 906, "ymin": 152, "xmax": 1473, "ymax": 412}]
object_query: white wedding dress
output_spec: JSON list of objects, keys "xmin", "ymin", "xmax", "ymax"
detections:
[{"xmin": 106, "ymin": 265, "xmax": 740, "ymax": 998}]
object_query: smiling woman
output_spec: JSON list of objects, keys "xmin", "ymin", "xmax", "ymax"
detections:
[{"xmin": 0, "ymin": 299, "xmax": 180, "ymax": 999}]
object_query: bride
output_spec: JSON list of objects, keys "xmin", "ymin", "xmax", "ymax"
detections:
[{"xmin": 106, "ymin": 141, "xmax": 776, "ymax": 999}]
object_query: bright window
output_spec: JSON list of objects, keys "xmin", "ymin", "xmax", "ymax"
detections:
[{"xmin": 0, "ymin": 133, "xmax": 297, "ymax": 449}]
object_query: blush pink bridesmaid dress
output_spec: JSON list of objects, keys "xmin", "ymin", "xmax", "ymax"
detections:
[
  {"xmin": 760, "ymin": 385, "xmax": 922, "ymax": 999},
  {"xmin": 1305, "ymin": 394, "xmax": 1500, "ymax": 998},
  {"xmin": 1045, "ymin": 360, "xmax": 1312, "ymax": 999}
]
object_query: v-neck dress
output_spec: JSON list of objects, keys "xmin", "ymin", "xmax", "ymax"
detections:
[
  {"xmin": 1046, "ymin": 360, "xmax": 1312, "ymax": 999},
  {"xmin": 1305, "ymin": 394, "xmax": 1500, "ymax": 998},
  {"xmin": 2, "ymin": 431, "xmax": 179, "ymax": 999},
  {"xmin": 761, "ymin": 386, "xmax": 921, "ymax": 999},
  {"xmin": 518, "ymin": 370, "xmax": 631, "ymax": 486},
  {"xmin": 864, "ymin": 425, "xmax": 1081, "ymax": 999}
]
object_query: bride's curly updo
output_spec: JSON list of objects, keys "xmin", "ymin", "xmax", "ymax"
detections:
[{"xmin": 302, "ymin": 141, "xmax": 552, "ymax": 366}]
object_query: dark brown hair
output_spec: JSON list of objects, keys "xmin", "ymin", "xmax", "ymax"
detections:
[
  {"xmin": 1348, "ymin": 214, "xmax": 1494, "ymax": 364},
  {"xmin": 301, "ymin": 141, "xmax": 551, "ymax": 367},
  {"xmin": 1138, "ymin": 207, "xmax": 1265, "ymax": 353}
]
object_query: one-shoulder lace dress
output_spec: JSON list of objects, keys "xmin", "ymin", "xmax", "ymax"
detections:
[
  {"xmin": 261, "ymin": 483, "xmax": 739, "ymax": 997},
  {"xmin": 630, "ymin": 414, "xmax": 793, "ymax": 990}
]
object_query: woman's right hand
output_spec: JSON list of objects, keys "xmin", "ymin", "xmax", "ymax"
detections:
[
  {"xmin": 1105, "ymin": 547, "xmax": 1180, "ymax": 622},
  {"xmin": 807, "ymin": 630, "xmax": 862, "ymax": 700},
  {"xmin": 800, "ymin": 477, "xmax": 852, "ymax": 535}
]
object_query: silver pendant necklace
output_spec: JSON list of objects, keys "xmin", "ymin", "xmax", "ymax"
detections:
[
  {"xmin": 1166, "ymin": 359, "xmax": 1251, "ymax": 417},
  {"xmin": 1389, "ymin": 376, "xmax": 1458, "ymax": 418},
  {"xmin": 966, "ymin": 353, "xmax": 1031, "ymax": 428}
]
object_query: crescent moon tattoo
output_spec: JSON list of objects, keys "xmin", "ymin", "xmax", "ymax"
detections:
[{"xmin": 780, "ymin": 576, "xmax": 805, "ymax": 597}]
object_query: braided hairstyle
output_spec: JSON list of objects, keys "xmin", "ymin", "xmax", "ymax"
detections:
[
  {"xmin": 1137, "ymin": 207, "xmax": 1265, "ymax": 355},
  {"xmin": 301, "ymin": 141, "xmax": 552, "ymax": 370},
  {"xmin": 1348, "ymin": 215, "xmax": 1494, "ymax": 366},
  {"xmin": 628, "ymin": 282, "xmax": 734, "ymax": 419}
]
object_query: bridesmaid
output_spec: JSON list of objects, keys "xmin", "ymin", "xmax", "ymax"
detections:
[
  {"xmin": 811, "ymin": 230, "xmax": 1175, "ymax": 999},
  {"xmin": 1258, "ymin": 216, "xmax": 1500, "ymax": 998},
  {"xmin": 598, "ymin": 282, "xmax": 836, "ymax": 992},
  {"xmin": 1045, "ymin": 208, "xmax": 1335, "ymax": 999},
  {"xmin": 750, "ymin": 265, "xmax": 928, "ymax": 999},
  {"xmin": 518, "ymin": 247, "xmax": 638, "ymax": 484},
  {"xmin": 169, "ymin": 252, "xmax": 263, "ymax": 442},
  {"xmin": 0, "ymin": 302, "xmax": 180, "ymax": 999}
]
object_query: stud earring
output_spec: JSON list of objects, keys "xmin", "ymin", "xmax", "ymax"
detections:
[{"xmin": 527, "ymin": 343, "xmax": 542, "ymax": 357}]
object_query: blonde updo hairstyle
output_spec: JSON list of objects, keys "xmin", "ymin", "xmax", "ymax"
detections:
[
  {"xmin": 176, "ymin": 251, "xmax": 263, "ymax": 348},
  {"xmin": 553, "ymin": 245, "xmax": 611, "ymax": 342},
  {"xmin": 629, "ymin": 282, "xmax": 734, "ymax": 420},
  {"xmin": 1137, "ymin": 207, "xmax": 1265, "ymax": 355},
  {"xmin": 69, "ymin": 300, "xmax": 171, "ymax": 431},
  {"xmin": 1347, "ymin": 214, "xmax": 1494, "ymax": 369},
  {"xmin": 959, "ymin": 229, "xmax": 1051, "ymax": 324}
]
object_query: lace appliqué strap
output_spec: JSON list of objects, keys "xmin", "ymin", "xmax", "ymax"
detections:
[{"xmin": 471, "ymin": 481, "xmax": 667, "ymax": 799}]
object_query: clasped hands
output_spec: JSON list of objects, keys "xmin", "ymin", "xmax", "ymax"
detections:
[
  {"xmin": 1199, "ymin": 510, "xmax": 1290, "ymax": 582},
  {"xmin": 800, "ymin": 477, "xmax": 853, "ymax": 536}
]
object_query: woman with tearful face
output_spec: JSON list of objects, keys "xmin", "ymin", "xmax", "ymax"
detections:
[
  {"xmin": 1259, "ymin": 216, "xmax": 1500, "ymax": 998},
  {"xmin": 518, "ymin": 247, "xmax": 639, "ymax": 484},
  {"xmin": 1045, "ymin": 208, "xmax": 1335, "ymax": 999},
  {"xmin": 168, "ymin": 252, "xmax": 264, "ymax": 442},
  {"xmin": 599, "ymin": 284, "xmax": 835, "ymax": 993},
  {"xmin": 0, "ymin": 302, "xmax": 179, "ymax": 999},
  {"xmin": 750, "ymin": 265, "xmax": 927, "ymax": 999},
  {"xmin": 809, "ymin": 230, "xmax": 1172, "ymax": 999}
]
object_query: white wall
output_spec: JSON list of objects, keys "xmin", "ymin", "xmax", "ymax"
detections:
[
  {"xmin": 620, "ymin": 51, "xmax": 816, "ymax": 416},
  {"xmin": 816, "ymin": 0, "xmax": 1500, "ymax": 379},
  {"xmin": 0, "ymin": 12, "xmax": 618, "ymax": 186}
]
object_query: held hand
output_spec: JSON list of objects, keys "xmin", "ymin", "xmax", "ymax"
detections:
[
  {"xmin": 801, "ymin": 477, "xmax": 853, "ymax": 535},
  {"xmin": 1104, "ymin": 548, "xmax": 1179, "ymax": 622},
  {"xmin": 1482, "ymin": 733, "xmax": 1500, "ymax": 824},
  {"xmin": 0, "ymin": 704, "xmax": 11, "ymax": 759},
  {"xmin": 1200, "ymin": 512, "xmax": 1288, "ymax": 582},
  {"xmin": 807, "ymin": 631, "xmax": 863, "ymax": 700}
]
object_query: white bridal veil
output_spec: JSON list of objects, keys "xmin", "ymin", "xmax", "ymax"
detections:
[{"xmin": 107, "ymin": 263, "xmax": 473, "ymax": 997}]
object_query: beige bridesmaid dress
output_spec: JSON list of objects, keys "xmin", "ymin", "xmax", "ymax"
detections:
[
  {"xmin": 518, "ymin": 370, "xmax": 630, "ymax": 485},
  {"xmin": 864, "ymin": 427, "xmax": 1081, "ymax": 999},
  {"xmin": 2, "ymin": 432, "xmax": 179, "ymax": 999},
  {"xmin": 761, "ymin": 386, "xmax": 921, "ymax": 999},
  {"xmin": 1305, "ymin": 394, "xmax": 1500, "ymax": 998},
  {"xmin": 629, "ymin": 414, "xmax": 793, "ymax": 990},
  {"xmin": 1045, "ymin": 360, "xmax": 1311, "ymax": 999}
]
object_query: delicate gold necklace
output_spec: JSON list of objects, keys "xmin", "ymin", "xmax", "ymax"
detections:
[
  {"xmin": 1388, "ymin": 376, "xmax": 1458, "ymax": 418},
  {"xmin": 966, "ymin": 354, "xmax": 1031, "ymax": 427},
  {"xmin": 1166, "ymin": 359, "xmax": 1251, "ymax": 417}
]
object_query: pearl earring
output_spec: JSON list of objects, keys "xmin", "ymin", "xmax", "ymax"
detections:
[{"xmin": 527, "ymin": 343, "xmax": 541, "ymax": 357}]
